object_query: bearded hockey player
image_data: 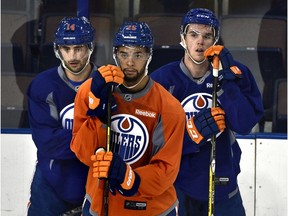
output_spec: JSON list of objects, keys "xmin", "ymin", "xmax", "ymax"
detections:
[{"xmin": 70, "ymin": 21, "xmax": 185, "ymax": 216}]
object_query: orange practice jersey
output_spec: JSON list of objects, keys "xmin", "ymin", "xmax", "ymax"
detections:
[{"xmin": 71, "ymin": 77, "xmax": 185, "ymax": 216}]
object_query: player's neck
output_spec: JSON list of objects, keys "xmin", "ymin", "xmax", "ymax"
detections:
[
  {"xmin": 122, "ymin": 75, "xmax": 149, "ymax": 93},
  {"xmin": 184, "ymin": 55, "xmax": 209, "ymax": 79},
  {"xmin": 65, "ymin": 63, "xmax": 92, "ymax": 82}
]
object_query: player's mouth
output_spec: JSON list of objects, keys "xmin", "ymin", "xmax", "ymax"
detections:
[
  {"xmin": 68, "ymin": 61, "xmax": 80, "ymax": 68},
  {"xmin": 196, "ymin": 48, "xmax": 204, "ymax": 53},
  {"xmin": 124, "ymin": 69, "xmax": 137, "ymax": 76}
]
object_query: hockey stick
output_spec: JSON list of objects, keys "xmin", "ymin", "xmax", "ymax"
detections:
[
  {"xmin": 104, "ymin": 85, "xmax": 114, "ymax": 216},
  {"xmin": 208, "ymin": 55, "xmax": 219, "ymax": 216},
  {"xmin": 106, "ymin": 85, "xmax": 114, "ymax": 153}
]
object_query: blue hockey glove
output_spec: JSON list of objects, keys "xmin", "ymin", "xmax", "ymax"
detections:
[
  {"xmin": 186, "ymin": 107, "xmax": 226, "ymax": 144},
  {"xmin": 205, "ymin": 45, "xmax": 243, "ymax": 84},
  {"xmin": 91, "ymin": 150, "xmax": 140, "ymax": 197},
  {"xmin": 87, "ymin": 65, "xmax": 124, "ymax": 122},
  {"xmin": 218, "ymin": 46, "xmax": 242, "ymax": 83}
]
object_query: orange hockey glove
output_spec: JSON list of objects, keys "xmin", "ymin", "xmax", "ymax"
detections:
[
  {"xmin": 97, "ymin": 64, "xmax": 124, "ymax": 85},
  {"xmin": 205, "ymin": 45, "xmax": 242, "ymax": 83},
  {"xmin": 91, "ymin": 149, "xmax": 140, "ymax": 196},
  {"xmin": 89, "ymin": 65, "xmax": 124, "ymax": 110},
  {"xmin": 186, "ymin": 107, "xmax": 226, "ymax": 144},
  {"xmin": 87, "ymin": 65, "xmax": 124, "ymax": 122}
]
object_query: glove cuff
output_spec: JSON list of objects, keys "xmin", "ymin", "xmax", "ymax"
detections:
[
  {"xmin": 186, "ymin": 117, "xmax": 204, "ymax": 144},
  {"xmin": 118, "ymin": 171, "xmax": 140, "ymax": 197}
]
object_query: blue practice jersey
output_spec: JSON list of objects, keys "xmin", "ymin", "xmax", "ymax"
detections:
[
  {"xmin": 27, "ymin": 65, "xmax": 95, "ymax": 204},
  {"xmin": 151, "ymin": 60, "xmax": 264, "ymax": 201}
]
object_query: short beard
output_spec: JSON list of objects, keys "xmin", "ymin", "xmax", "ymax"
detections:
[{"xmin": 124, "ymin": 67, "xmax": 145, "ymax": 84}]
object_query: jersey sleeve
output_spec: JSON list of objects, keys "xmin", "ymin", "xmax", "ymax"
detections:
[
  {"xmin": 70, "ymin": 78, "xmax": 106, "ymax": 167},
  {"xmin": 27, "ymin": 79, "xmax": 75, "ymax": 159},
  {"xmin": 218, "ymin": 62, "xmax": 264, "ymax": 134}
]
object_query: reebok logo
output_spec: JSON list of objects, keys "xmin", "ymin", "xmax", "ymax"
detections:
[
  {"xmin": 135, "ymin": 109, "xmax": 156, "ymax": 118},
  {"xmin": 206, "ymin": 83, "xmax": 213, "ymax": 88}
]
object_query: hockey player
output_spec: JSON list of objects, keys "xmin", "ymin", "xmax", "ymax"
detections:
[
  {"xmin": 27, "ymin": 16, "xmax": 96, "ymax": 215},
  {"xmin": 150, "ymin": 8, "xmax": 264, "ymax": 216},
  {"xmin": 70, "ymin": 21, "xmax": 185, "ymax": 216}
]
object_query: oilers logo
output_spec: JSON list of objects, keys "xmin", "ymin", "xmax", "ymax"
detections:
[
  {"xmin": 111, "ymin": 114, "xmax": 149, "ymax": 165},
  {"xmin": 181, "ymin": 93, "xmax": 222, "ymax": 138},
  {"xmin": 181, "ymin": 93, "xmax": 215, "ymax": 120},
  {"xmin": 59, "ymin": 103, "xmax": 74, "ymax": 130}
]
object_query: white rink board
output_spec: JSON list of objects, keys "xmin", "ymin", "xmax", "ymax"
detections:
[
  {"xmin": 0, "ymin": 133, "xmax": 287, "ymax": 216},
  {"xmin": 1, "ymin": 133, "xmax": 37, "ymax": 216},
  {"xmin": 237, "ymin": 138, "xmax": 256, "ymax": 216},
  {"xmin": 255, "ymin": 138, "xmax": 287, "ymax": 216}
]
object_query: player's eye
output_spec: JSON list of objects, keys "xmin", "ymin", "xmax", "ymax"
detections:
[
  {"xmin": 73, "ymin": 45, "xmax": 85, "ymax": 52},
  {"xmin": 204, "ymin": 34, "xmax": 213, "ymax": 40},
  {"xmin": 134, "ymin": 53, "xmax": 143, "ymax": 59},
  {"xmin": 62, "ymin": 47, "xmax": 70, "ymax": 52},
  {"xmin": 190, "ymin": 32, "xmax": 198, "ymax": 38},
  {"xmin": 118, "ymin": 53, "xmax": 128, "ymax": 59}
]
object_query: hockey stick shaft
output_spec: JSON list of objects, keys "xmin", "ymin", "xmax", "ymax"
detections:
[
  {"xmin": 104, "ymin": 85, "xmax": 114, "ymax": 216},
  {"xmin": 106, "ymin": 86, "xmax": 113, "ymax": 152},
  {"xmin": 208, "ymin": 56, "xmax": 219, "ymax": 216}
]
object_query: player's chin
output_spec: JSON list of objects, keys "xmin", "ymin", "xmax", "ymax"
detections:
[
  {"xmin": 124, "ymin": 74, "xmax": 138, "ymax": 83},
  {"xmin": 193, "ymin": 55, "xmax": 205, "ymax": 62},
  {"xmin": 194, "ymin": 52, "xmax": 204, "ymax": 58},
  {"xmin": 67, "ymin": 66, "xmax": 83, "ymax": 74},
  {"xmin": 124, "ymin": 72, "xmax": 138, "ymax": 81}
]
